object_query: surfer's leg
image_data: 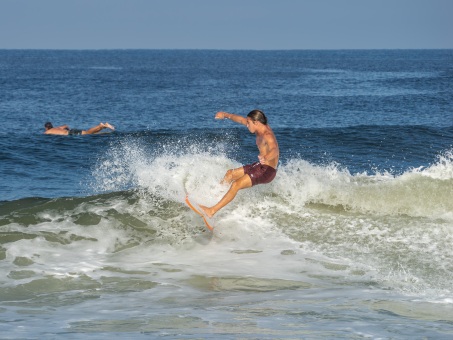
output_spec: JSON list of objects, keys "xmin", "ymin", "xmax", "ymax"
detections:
[
  {"xmin": 201, "ymin": 174, "xmax": 252, "ymax": 217},
  {"xmin": 82, "ymin": 123, "xmax": 106, "ymax": 135},
  {"xmin": 82, "ymin": 122, "xmax": 114, "ymax": 135},
  {"xmin": 103, "ymin": 122, "xmax": 115, "ymax": 130},
  {"xmin": 221, "ymin": 167, "xmax": 245, "ymax": 185}
]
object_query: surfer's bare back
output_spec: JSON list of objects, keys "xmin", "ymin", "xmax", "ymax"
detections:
[{"xmin": 200, "ymin": 110, "xmax": 279, "ymax": 218}]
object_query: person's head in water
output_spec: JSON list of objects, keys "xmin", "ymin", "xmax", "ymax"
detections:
[
  {"xmin": 44, "ymin": 122, "xmax": 53, "ymax": 130},
  {"xmin": 247, "ymin": 110, "xmax": 267, "ymax": 125}
]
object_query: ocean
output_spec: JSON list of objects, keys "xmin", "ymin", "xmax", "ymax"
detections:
[{"xmin": 0, "ymin": 49, "xmax": 452, "ymax": 338}]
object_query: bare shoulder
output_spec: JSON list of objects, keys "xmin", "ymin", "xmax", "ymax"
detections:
[
  {"xmin": 264, "ymin": 127, "xmax": 277, "ymax": 140},
  {"xmin": 45, "ymin": 128, "xmax": 67, "ymax": 135}
]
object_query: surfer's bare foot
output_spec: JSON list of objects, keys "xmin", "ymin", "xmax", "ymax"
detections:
[
  {"xmin": 103, "ymin": 122, "xmax": 115, "ymax": 130},
  {"xmin": 200, "ymin": 205, "xmax": 215, "ymax": 218}
]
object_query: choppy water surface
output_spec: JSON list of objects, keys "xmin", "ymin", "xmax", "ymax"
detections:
[{"xmin": 0, "ymin": 50, "xmax": 452, "ymax": 338}]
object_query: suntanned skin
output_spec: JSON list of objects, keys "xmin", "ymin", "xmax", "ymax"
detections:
[
  {"xmin": 199, "ymin": 111, "xmax": 279, "ymax": 218},
  {"xmin": 44, "ymin": 122, "xmax": 115, "ymax": 135}
]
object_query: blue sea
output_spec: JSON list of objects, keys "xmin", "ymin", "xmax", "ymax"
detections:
[{"xmin": 0, "ymin": 49, "xmax": 452, "ymax": 339}]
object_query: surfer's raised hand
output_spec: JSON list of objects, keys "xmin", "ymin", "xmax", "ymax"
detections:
[{"xmin": 215, "ymin": 111, "xmax": 227, "ymax": 119}]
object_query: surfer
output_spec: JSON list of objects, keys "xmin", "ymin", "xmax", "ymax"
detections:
[
  {"xmin": 44, "ymin": 122, "xmax": 115, "ymax": 135},
  {"xmin": 199, "ymin": 110, "xmax": 279, "ymax": 218}
]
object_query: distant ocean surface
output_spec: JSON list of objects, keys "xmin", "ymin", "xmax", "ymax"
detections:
[{"xmin": 0, "ymin": 49, "xmax": 452, "ymax": 338}]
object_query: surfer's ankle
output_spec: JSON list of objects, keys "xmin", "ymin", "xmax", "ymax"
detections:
[{"xmin": 200, "ymin": 205, "xmax": 215, "ymax": 218}]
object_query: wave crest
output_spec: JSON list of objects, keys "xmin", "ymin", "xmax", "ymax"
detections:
[{"xmin": 90, "ymin": 141, "xmax": 453, "ymax": 221}]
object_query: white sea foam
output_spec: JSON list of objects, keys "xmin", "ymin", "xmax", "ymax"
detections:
[
  {"xmin": 0, "ymin": 148, "xmax": 451, "ymax": 340},
  {"xmin": 89, "ymin": 140, "xmax": 453, "ymax": 224},
  {"xmin": 71, "ymin": 141, "xmax": 453, "ymax": 299},
  {"xmin": 411, "ymin": 149, "xmax": 453, "ymax": 180}
]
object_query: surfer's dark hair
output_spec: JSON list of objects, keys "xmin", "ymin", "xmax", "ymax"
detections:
[
  {"xmin": 44, "ymin": 122, "xmax": 53, "ymax": 129},
  {"xmin": 247, "ymin": 109, "xmax": 267, "ymax": 125}
]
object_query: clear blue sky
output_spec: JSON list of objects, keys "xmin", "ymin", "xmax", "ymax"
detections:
[{"xmin": 1, "ymin": 0, "xmax": 452, "ymax": 49}]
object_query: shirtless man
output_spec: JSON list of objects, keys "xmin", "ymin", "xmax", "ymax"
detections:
[
  {"xmin": 44, "ymin": 122, "xmax": 115, "ymax": 135},
  {"xmin": 200, "ymin": 109, "xmax": 279, "ymax": 218}
]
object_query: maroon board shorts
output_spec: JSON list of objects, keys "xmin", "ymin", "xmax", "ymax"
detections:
[{"xmin": 243, "ymin": 162, "xmax": 277, "ymax": 186}]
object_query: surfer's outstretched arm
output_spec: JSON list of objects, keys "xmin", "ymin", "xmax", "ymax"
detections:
[{"xmin": 215, "ymin": 112, "xmax": 247, "ymax": 126}]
